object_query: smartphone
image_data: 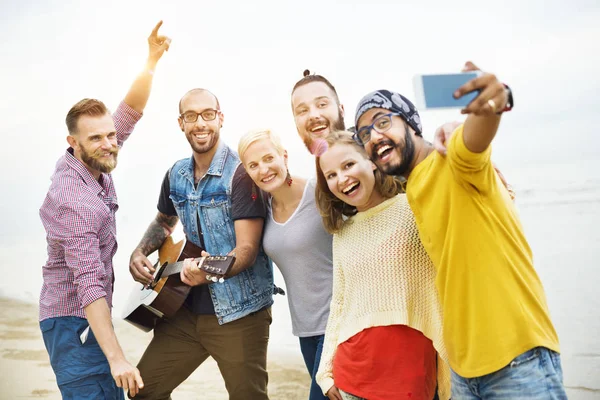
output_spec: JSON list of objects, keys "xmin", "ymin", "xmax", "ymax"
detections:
[{"xmin": 413, "ymin": 72, "xmax": 481, "ymax": 110}]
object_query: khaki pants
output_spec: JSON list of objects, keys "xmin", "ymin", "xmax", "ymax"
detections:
[{"xmin": 134, "ymin": 306, "xmax": 272, "ymax": 400}]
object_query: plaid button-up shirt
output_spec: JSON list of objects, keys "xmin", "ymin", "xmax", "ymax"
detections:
[{"xmin": 39, "ymin": 102, "xmax": 141, "ymax": 321}]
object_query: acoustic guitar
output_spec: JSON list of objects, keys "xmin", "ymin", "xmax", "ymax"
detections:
[{"xmin": 123, "ymin": 237, "xmax": 235, "ymax": 332}]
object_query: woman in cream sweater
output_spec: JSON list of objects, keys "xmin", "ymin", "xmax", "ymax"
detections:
[{"xmin": 314, "ymin": 130, "xmax": 450, "ymax": 400}]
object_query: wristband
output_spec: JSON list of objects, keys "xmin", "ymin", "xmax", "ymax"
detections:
[{"xmin": 498, "ymin": 84, "xmax": 514, "ymax": 114}]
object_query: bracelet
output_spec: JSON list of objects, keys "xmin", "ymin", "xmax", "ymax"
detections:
[{"xmin": 498, "ymin": 84, "xmax": 514, "ymax": 114}]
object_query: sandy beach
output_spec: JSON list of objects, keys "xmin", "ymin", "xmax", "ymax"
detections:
[
  {"xmin": 3, "ymin": 294, "xmax": 599, "ymax": 399},
  {"xmin": 0, "ymin": 298, "xmax": 310, "ymax": 399}
]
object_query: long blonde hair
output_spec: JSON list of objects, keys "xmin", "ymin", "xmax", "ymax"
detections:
[{"xmin": 315, "ymin": 130, "xmax": 404, "ymax": 234}]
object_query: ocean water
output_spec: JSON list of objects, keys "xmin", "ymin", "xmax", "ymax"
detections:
[
  {"xmin": 504, "ymin": 161, "xmax": 600, "ymax": 398},
  {"xmin": 2, "ymin": 160, "xmax": 599, "ymax": 398}
]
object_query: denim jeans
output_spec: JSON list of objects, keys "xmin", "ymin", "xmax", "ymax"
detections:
[
  {"xmin": 338, "ymin": 389, "xmax": 366, "ymax": 400},
  {"xmin": 340, "ymin": 386, "xmax": 439, "ymax": 399},
  {"xmin": 451, "ymin": 347, "xmax": 567, "ymax": 399},
  {"xmin": 339, "ymin": 389, "xmax": 365, "ymax": 400},
  {"xmin": 40, "ymin": 316, "xmax": 123, "ymax": 399},
  {"xmin": 299, "ymin": 335, "xmax": 328, "ymax": 400}
]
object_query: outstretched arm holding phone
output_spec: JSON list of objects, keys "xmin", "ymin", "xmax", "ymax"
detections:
[{"xmin": 454, "ymin": 61, "xmax": 509, "ymax": 153}]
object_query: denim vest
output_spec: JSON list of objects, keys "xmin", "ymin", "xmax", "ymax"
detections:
[{"xmin": 169, "ymin": 141, "xmax": 274, "ymax": 324}]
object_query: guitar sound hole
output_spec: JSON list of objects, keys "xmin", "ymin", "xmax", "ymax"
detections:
[{"xmin": 154, "ymin": 262, "xmax": 168, "ymax": 282}]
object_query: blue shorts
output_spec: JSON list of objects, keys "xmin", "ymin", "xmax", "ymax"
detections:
[{"xmin": 40, "ymin": 316, "xmax": 124, "ymax": 399}]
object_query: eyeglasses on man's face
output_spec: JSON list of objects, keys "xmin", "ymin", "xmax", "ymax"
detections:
[
  {"xmin": 353, "ymin": 112, "xmax": 400, "ymax": 146},
  {"xmin": 180, "ymin": 109, "xmax": 220, "ymax": 123}
]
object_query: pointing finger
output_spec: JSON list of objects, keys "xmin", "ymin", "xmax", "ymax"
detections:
[{"xmin": 150, "ymin": 20, "xmax": 163, "ymax": 38}]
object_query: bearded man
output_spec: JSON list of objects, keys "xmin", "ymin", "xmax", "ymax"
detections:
[{"xmin": 38, "ymin": 21, "xmax": 170, "ymax": 399}]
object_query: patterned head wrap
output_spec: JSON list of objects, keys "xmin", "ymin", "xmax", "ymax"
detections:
[{"xmin": 354, "ymin": 90, "xmax": 422, "ymax": 136}]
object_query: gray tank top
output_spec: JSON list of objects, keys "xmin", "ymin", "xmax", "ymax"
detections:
[{"xmin": 263, "ymin": 179, "xmax": 333, "ymax": 337}]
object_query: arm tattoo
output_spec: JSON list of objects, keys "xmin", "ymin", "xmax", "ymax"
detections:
[{"xmin": 135, "ymin": 213, "xmax": 179, "ymax": 256}]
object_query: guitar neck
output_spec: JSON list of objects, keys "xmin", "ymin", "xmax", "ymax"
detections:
[
  {"xmin": 157, "ymin": 259, "xmax": 196, "ymax": 279},
  {"xmin": 154, "ymin": 254, "xmax": 235, "ymax": 284}
]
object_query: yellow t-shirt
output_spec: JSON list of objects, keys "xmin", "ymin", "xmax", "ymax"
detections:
[{"xmin": 406, "ymin": 124, "xmax": 560, "ymax": 378}]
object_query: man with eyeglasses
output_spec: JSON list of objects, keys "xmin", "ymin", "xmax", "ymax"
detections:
[
  {"xmin": 128, "ymin": 88, "xmax": 274, "ymax": 399},
  {"xmin": 353, "ymin": 63, "xmax": 565, "ymax": 399}
]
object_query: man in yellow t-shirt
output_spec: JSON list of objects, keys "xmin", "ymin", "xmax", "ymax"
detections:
[{"xmin": 353, "ymin": 63, "xmax": 566, "ymax": 399}]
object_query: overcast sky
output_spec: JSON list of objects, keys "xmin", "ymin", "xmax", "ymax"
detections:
[{"xmin": 1, "ymin": 0, "xmax": 599, "ymax": 299}]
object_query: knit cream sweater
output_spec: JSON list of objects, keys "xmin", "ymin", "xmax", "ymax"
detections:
[{"xmin": 315, "ymin": 194, "xmax": 450, "ymax": 399}]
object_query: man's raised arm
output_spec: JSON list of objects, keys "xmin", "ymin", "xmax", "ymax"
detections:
[
  {"xmin": 123, "ymin": 20, "xmax": 171, "ymax": 114},
  {"xmin": 453, "ymin": 61, "xmax": 509, "ymax": 153}
]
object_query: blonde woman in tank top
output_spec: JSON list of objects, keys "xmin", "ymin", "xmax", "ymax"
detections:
[
  {"xmin": 313, "ymin": 130, "xmax": 450, "ymax": 400},
  {"xmin": 238, "ymin": 129, "xmax": 333, "ymax": 400}
]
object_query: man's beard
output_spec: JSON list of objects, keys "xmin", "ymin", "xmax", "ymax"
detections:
[
  {"xmin": 303, "ymin": 109, "xmax": 345, "ymax": 155},
  {"xmin": 187, "ymin": 128, "xmax": 220, "ymax": 154},
  {"xmin": 370, "ymin": 125, "xmax": 415, "ymax": 178},
  {"xmin": 80, "ymin": 145, "xmax": 119, "ymax": 174}
]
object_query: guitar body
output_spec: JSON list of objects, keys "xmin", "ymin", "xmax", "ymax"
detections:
[{"xmin": 123, "ymin": 237, "xmax": 223, "ymax": 332}]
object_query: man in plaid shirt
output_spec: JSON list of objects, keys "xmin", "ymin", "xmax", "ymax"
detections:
[{"xmin": 38, "ymin": 22, "xmax": 170, "ymax": 399}]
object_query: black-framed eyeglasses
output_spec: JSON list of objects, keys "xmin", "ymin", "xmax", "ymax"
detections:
[
  {"xmin": 353, "ymin": 112, "xmax": 400, "ymax": 146},
  {"xmin": 180, "ymin": 109, "xmax": 220, "ymax": 123}
]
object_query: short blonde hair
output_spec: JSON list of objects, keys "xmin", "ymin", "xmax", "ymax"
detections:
[
  {"xmin": 238, "ymin": 129, "xmax": 285, "ymax": 161},
  {"xmin": 315, "ymin": 130, "xmax": 404, "ymax": 234}
]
